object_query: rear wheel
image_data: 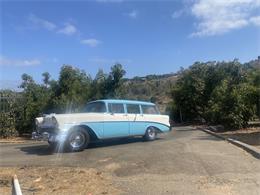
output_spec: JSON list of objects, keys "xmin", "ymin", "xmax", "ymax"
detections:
[
  {"xmin": 144, "ymin": 127, "xmax": 157, "ymax": 141},
  {"xmin": 66, "ymin": 128, "xmax": 89, "ymax": 152}
]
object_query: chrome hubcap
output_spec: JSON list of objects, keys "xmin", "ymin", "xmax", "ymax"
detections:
[
  {"xmin": 69, "ymin": 132, "xmax": 85, "ymax": 148},
  {"xmin": 148, "ymin": 128, "xmax": 155, "ymax": 137}
]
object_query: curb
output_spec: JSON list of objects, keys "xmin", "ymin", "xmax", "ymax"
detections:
[{"xmin": 197, "ymin": 127, "xmax": 260, "ymax": 160}]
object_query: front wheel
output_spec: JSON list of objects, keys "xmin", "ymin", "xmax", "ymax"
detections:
[
  {"xmin": 144, "ymin": 127, "xmax": 157, "ymax": 141},
  {"xmin": 65, "ymin": 128, "xmax": 89, "ymax": 152}
]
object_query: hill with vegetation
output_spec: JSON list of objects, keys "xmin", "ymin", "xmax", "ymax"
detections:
[
  {"xmin": 118, "ymin": 73, "xmax": 179, "ymax": 112},
  {"xmin": 0, "ymin": 57, "xmax": 259, "ymax": 137}
]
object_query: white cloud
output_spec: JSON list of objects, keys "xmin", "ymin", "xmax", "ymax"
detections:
[
  {"xmin": 250, "ymin": 16, "xmax": 260, "ymax": 26},
  {"xmin": 57, "ymin": 23, "xmax": 77, "ymax": 35},
  {"xmin": 190, "ymin": 0, "xmax": 260, "ymax": 37},
  {"xmin": 28, "ymin": 14, "xmax": 78, "ymax": 36},
  {"xmin": 126, "ymin": 10, "xmax": 138, "ymax": 19},
  {"xmin": 81, "ymin": 39, "xmax": 102, "ymax": 47},
  {"xmin": 28, "ymin": 14, "xmax": 56, "ymax": 31},
  {"xmin": 0, "ymin": 56, "xmax": 41, "ymax": 67}
]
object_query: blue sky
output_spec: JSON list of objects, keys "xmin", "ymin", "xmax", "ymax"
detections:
[{"xmin": 1, "ymin": 0, "xmax": 260, "ymax": 90}]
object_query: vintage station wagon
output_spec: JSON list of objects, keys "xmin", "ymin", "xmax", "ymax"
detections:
[{"xmin": 32, "ymin": 99, "xmax": 171, "ymax": 151}]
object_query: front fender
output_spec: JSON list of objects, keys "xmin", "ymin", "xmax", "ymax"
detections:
[{"xmin": 145, "ymin": 122, "xmax": 170, "ymax": 133}]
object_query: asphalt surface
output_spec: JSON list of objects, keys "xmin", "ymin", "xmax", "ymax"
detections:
[{"xmin": 1, "ymin": 126, "xmax": 260, "ymax": 194}]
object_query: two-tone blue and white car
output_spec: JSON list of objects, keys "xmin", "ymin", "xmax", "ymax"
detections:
[{"xmin": 32, "ymin": 99, "xmax": 171, "ymax": 152}]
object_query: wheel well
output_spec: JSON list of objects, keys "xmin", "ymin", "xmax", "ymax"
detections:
[
  {"xmin": 147, "ymin": 126, "xmax": 162, "ymax": 133},
  {"xmin": 70, "ymin": 125, "xmax": 99, "ymax": 142}
]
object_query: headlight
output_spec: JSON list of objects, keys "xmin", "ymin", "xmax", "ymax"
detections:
[
  {"xmin": 51, "ymin": 117, "xmax": 58, "ymax": 127},
  {"xmin": 35, "ymin": 119, "xmax": 39, "ymax": 132},
  {"xmin": 35, "ymin": 118, "xmax": 43, "ymax": 131},
  {"xmin": 35, "ymin": 119, "xmax": 39, "ymax": 126}
]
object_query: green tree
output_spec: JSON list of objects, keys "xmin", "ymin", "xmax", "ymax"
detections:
[
  {"xmin": 246, "ymin": 68, "xmax": 260, "ymax": 119},
  {"xmin": 170, "ymin": 60, "xmax": 256, "ymax": 129},
  {"xmin": 0, "ymin": 90, "xmax": 18, "ymax": 137},
  {"xmin": 42, "ymin": 72, "xmax": 51, "ymax": 87},
  {"xmin": 91, "ymin": 69, "xmax": 108, "ymax": 99},
  {"xmin": 105, "ymin": 63, "xmax": 126, "ymax": 98},
  {"xmin": 20, "ymin": 73, "xmax": 34, "ymax": 89},
  {"xmin": 17, "ymin": 73, "xmax": 51, "ymax": 134},
  {"xmin": 52, "ymin": 65, "xmax": 92, "ymax": 113},
  {"xmin": 206, "ymin": 80, "xmax": 255, "ymax": 129}
]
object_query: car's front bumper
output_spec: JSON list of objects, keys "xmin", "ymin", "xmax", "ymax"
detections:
[
  {"xmin": 32, "ymin": 131, "xmax": 50, "ymax": 141},
  {"xmin": 32, "ymin": 131, "xmax": 67, "ymax": 143}
]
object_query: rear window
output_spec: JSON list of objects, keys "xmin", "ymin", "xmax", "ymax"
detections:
[
  {"xmin": 85, "ymin": 102, "xmax": 106, "ymax": 113},
  {"xmin": 108, "ymin": 103, "xmax": 125, "ymax": 113},
  {"xmin": 142, "ymin": 105, "xmax": 159, "ymax": 114},
  {"xmin": 126, "ymin": 104, "xmax": 140, "ymax": 114}
]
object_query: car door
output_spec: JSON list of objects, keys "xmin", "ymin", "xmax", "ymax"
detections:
[
  {"xmin": 126, "ymin": 104, "xmax": 146, "ymax": 135},
  {"xmin": 103, "ymin": 103, "xmax": 129, "ymax": 138}
]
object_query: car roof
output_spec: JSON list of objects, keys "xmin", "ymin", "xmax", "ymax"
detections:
[{"xmin": 90, "ymin": 99, "xmax": 155, "ymax": 106}]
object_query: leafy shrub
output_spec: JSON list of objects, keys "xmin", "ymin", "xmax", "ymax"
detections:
[
  {"xmin": 0, "ymin": 91, "xmax": 18, "ymax": 137},
  {"xmin": 171, "ymin": 60, "xmax": 259, "ymax": 129}
]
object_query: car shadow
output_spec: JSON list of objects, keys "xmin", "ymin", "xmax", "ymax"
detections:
[
  {"xmin": 18, "ymin": 137, "xmax": 164, "ymax": 155},
  {"xmin": 88, "ymin": 136, "xmax": 163, "ymax": 149},
  {"xmin": 18, "ymin": 144, "xmax": 55, "ymax": 156}
]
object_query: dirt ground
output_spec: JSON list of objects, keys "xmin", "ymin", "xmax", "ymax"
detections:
[
  {"xmin": 1, "ymin": 126, "xmax": 260, "ymax": 195},
  {"xmin": 0, "ymin": 136, "xmax": 32, "ymax": 144},
  {"xmin": 0, "ymin": 167, "xmax": 121, "ymax": 195}
]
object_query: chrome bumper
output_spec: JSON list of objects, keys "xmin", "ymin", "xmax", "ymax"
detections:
[
  {"xmin": 32, "ymin": 131, "xmax": 67, "ymax": 143},
  {"xmin": 32, "ymin": 131, "xmax": 50, "ymax": 141}
]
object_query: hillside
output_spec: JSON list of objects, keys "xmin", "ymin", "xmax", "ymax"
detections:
[
  {"xmin": 120, "ymin": 56, "xmax": 260, "ymax": 113},
  {"xmin": 244, "ymin": 56, "xmax": 260, "ymax": 69},
  {"xmin": 119, "ymin": 73, "xmax": 179, "ymax": 113}
]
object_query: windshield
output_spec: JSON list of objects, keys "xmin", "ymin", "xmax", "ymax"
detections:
[{"xmin": 84, "ymin": 102, "xmax": 106, "ymax": 113}]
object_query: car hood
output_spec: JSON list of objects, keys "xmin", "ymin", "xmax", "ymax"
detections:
[{"xmin": 36, "ymin": 112, "xmax": 104, "ymax": 131}]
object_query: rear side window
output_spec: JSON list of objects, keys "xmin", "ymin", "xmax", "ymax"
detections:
[
  {"xmin": 142, "ymin": 105, "xmax": 159, "ymax": 114},
  {"xmin": 85, "ymin": 102, "xmax": 106, "ymax": 113},
  {"xmin": 126, "ymin": 104, "xmax": 140, "ymax": 114},
  {"xmin": 108, "ymin": 103, "xmax": 125, "ymax": 113}
]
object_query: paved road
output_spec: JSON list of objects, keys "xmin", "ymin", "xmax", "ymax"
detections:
[{"xmin": 1, "ymin": 126, "xmax": 260, "ymax": 194}]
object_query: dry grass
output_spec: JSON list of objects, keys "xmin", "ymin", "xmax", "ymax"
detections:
[
  {"xmin": 0, "ymin": 136, "xmax": 32, "ymax": 143},
  {"xmin": 0, "ymin": 167, "xmax": 121, "ymax": 195}
]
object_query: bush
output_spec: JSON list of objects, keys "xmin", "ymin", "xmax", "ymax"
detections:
[
  {"xmin": 206, "ymin": 80, "xmax": 255, "ymax": 129},
  {"xmin": 171, "ymin": 60, "xmax": 258, "ymax": 129},
  {"xmin": 0, "ymin": 64, "xmax": 127, "ymax": 136},
  {"xmin": 0, "ymin": 91, "xmax": 18, "ymax": 137},
  {"xmin": 0, "ymin": 112, "xmax": 18, "ymax": 138}
]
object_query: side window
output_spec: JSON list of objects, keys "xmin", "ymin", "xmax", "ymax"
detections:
[
  {"xmin": 85, "ymin": 102, "xmax": 106, "ymax": 113},
  {"xmin": 126, "ymin": 104, "xmax": 140, "ymax": 114},
  {"xmin": 142, "ymin": 105, "xmax": 159, "ymax": 114},
  {"xmin": 108, "ymin": 103, "xmax": 125, "ymax": 113}
]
